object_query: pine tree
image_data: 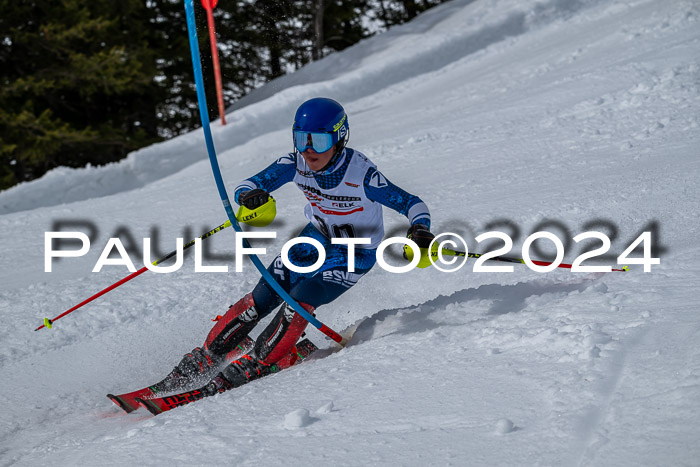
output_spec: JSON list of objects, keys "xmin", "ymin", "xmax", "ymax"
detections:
[
  {"xmin": 0, "ymin": 0, "xmax": 168, "ymax": 189},
  {"xmin": 0, "ymin": 0, "xmax": 449, "ymax": 191}
]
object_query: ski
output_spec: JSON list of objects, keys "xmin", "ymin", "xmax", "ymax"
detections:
[
  {"xmin": 107, "ymin": 387, "xmax": 157, "ymax": 414},
  {"xmin": 137, "ymin": 338, "xmax": 318, "ymax": 416},
  {"xmin": 107, "ymin": 336, "xmax": 254, "ymax": 414}
]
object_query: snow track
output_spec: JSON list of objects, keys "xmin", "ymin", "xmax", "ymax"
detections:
[{"xmin": 1, "ymin": 0, "xmax": 699, "ymax": 464}]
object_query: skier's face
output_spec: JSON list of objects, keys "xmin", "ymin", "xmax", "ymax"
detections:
[{"xmin": 301, "ymin": 146, "xmax": 335, "ymax": 172}]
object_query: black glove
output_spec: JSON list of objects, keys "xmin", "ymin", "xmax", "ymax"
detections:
[
  {"xmin": 406, "ymin": 224, "xmax": 435, "ymax": 248},
  {"xmin": 239, "ymin": 189, "xmax": 270, "ymax": 210}
]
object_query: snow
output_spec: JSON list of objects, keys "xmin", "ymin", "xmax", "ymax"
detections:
[
  {"xmin": 1, "ymin": 0, "xmax": 699, "ymax": 465},
  {"xmin": 283, "ymin": 408, "xmax": 317, "ymax": 429}
]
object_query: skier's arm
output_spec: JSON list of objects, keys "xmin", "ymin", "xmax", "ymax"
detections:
[
  {"xmin": 363, "ymin": 167, "xmax": 431, "ymax": 228},
  {"xmin": 234, "ymin": 154, "xmax": 297, "ymax": 205}
]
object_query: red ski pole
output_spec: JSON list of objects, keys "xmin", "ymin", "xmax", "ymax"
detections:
[
  {"xmin": 441, "ymin": 248, "xmax": 628, "ymax": 272},
  {"xmin": 35, "ymin": 221, "xmax": 231, "ymax": 331}
]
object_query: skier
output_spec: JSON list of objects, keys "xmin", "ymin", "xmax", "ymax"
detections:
[{"xmin": 173, "ymin": 97, "xmax": 435, "ymax": 394}]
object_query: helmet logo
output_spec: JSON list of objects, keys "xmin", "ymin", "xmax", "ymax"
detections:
[{"xmin": 332, "ymin": 114, "xmax": 347, "ymax": 132}]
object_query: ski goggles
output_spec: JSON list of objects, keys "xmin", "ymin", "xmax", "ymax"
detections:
[{"xmin": 293, "ymin": 130, "xmax": 335, "ymax": 153}]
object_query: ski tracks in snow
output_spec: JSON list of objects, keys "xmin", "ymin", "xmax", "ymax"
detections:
[
  {"xmin": 337, "ymin": 271, "xmax": 657, "ymax": 465},
  {"xmin": 345, "ymin": 273, "xmax": 609, "ymax": 346}
]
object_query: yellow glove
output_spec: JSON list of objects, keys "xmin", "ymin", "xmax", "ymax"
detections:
[
  {"xmin": 402, "ymin": 224, "xmax": 438, "ymax": 269},
  {"xmin": 236, "ymin": 189, "xmax": 276, "ymax": 227}
]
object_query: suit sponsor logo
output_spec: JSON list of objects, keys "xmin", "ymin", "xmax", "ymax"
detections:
[
  {"xmin": 296, "ymin": 183, "xmax": 365, "ymax": 216},
  {"xmin": 322, "ymin": 270, "xmax": 362, "ymax": 288},
  {"xmin": 369, "ymin": 171, "xmax": 388, "ymax": 188},
  {"xmin": 296, "ymin": 183, "xmax": 361, "ymax": 202},
  {"xmin": 277, "ymin": 154, "xmax": 295, "ymax": 165},
  {"xmin": 273, "ymin": 256, "xmax": 286, "ymax": 281},
  {"xmin": 332, "ymin": 202, "xmax": 355, "ymax": 208}
]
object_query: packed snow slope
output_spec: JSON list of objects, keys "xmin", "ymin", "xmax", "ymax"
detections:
[{"xmin": 1, "ymin": 0, "xmax": 699, "ymax": 465}]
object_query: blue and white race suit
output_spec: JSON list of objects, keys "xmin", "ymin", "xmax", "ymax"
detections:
[{"xmin": 234, "ymin": 148, "xmax": 431, "ymax": 315}]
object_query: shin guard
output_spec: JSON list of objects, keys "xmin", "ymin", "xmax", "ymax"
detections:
[{"xmin": 254, "ymin": 302, "xmax": 314, "ymax": 365}]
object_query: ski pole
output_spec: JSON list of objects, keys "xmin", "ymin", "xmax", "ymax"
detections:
[
  {"xmin": 440, "ymin": 248, "xmax": 628, "ymax": 272},
  {"xmin": 35, "ymin": 220, "xmax": 232, "ymax": 331},
  {"xmin": 184, "ymin": 0, "xmax": 349, "ymax": 347}
]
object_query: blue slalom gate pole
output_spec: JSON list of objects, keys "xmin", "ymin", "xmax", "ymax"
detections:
[{"xmin": 182, "ymin": 0, "xmax": 347, "ymax": 345}]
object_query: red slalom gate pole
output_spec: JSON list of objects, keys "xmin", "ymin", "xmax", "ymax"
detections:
[{"xmin": 202, "ymin": 0, "xmax": 226, "ymax": 125}]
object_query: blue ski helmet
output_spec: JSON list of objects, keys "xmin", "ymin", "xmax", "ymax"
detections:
[{"xmin": 292, "ymin": 98, "xmax": 349, "ymax": 156}]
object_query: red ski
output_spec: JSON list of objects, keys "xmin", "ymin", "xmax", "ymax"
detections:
[
  {"xmin": 137, "ymin": 338, "xmax": 318, "ymax": 416},
  {"xmin": 107, "ymin": 387, "xmax": 158, "ymax": 414},
  {"xmin": 108, "ymin": 336, "xmax": 254, "ymax": 413}
]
